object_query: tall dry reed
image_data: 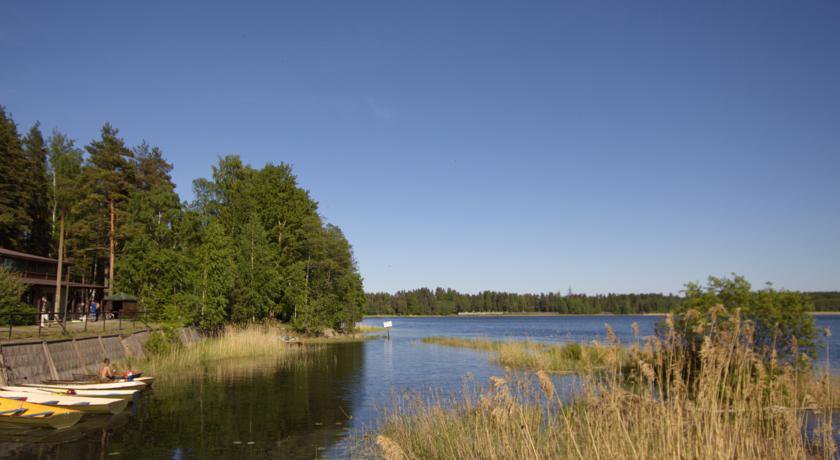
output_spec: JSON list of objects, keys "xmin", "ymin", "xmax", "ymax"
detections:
[
  {"xmin": 132, "ymin": 324, "xmax": 315, "ymax": 385},
  {"xmin": 379, "ymin": 311, "xmax": 836, "ymax": 459}
]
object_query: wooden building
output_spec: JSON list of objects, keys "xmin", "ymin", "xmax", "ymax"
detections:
[
  {"xmin": 103, "ymin": 293, "xmax": 139, "ymax": 318},
  {"xmin": 0, "ymin": 247, "xmax": 106, "ymax": 320}
]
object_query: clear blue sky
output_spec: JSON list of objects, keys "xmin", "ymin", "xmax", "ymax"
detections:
[{"xmin": 2, "ymin": 1, "xmax": 839, "ymax": 295}]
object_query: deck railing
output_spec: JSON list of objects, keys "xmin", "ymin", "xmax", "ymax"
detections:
[{"xmin": 2, "ymin": 310, "xmax": 152, "ymax": 339}]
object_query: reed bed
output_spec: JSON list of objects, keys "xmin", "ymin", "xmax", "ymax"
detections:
[
  {"xmin": 131, "ymin": 324, "xmax": 315, "ymax": 385},
  {"xmin": 378, "ymin": 316, "xmax": 837, "ymax": 459},
  {"xmin": 422, "ymin": 336, "xmax": 615, "ymax": 373}
]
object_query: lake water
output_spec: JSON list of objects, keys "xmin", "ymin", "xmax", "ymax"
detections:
[{"xmin": 1, "ymin": 315, "xmax": 837, "ymax": 459}]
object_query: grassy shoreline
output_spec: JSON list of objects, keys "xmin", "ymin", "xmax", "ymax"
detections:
[
  {"xmin": 124, "ymin": 323, "xmax": 372, "ymax": 385},
  {"xmin": 422, "ymin": 336, "xmax": 615, "ymax": 373}
]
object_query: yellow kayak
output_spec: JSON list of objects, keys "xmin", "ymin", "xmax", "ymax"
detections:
[{"xmin": 0, "ymin": 397, "xmax": 83, "ymax": 430}]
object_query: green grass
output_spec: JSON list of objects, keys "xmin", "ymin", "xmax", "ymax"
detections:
[{"xmin": 421, "ymin": 336, "xmax": 616, "ymax": 373}]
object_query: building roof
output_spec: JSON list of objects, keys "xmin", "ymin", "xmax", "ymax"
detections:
[{"xmin": 0, "ymin": 247, "xmax": 70, "ymax": 265}]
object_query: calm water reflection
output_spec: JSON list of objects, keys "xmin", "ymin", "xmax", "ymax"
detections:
[
  {"xmin": 0, "ymin": 343, "xmax": 366, "ymax": 459},
  {"xmin": 0, "ymin": 315, "xmax": 836, "ymax": 459}
]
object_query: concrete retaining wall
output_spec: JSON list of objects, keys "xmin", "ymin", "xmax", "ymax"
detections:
[
  {"xmin": 0, "ymin": 341, "xmax": 54, "ymax": 384},
  {"xmin": 46, "ymin": 340, "xmax": 85, "ymax": 380},
  {"xmin": 101, "ymin": 336, "xmax": 126, "ymax": 362},
  {"xmin": 75, "ymin": 336, "xmax": 105, "ymax": 374},
  {"xmin": 122, "ymin": 333, "xmax": 146, "ymax": 358},
  {"xmin": 0, "ymin": 329, "xmax": 155, "ymax": 386}
]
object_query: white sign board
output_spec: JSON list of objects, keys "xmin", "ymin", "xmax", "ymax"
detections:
[{"xmin": 383, "ymin": 321, "xmax": 393, "ymax": 328}]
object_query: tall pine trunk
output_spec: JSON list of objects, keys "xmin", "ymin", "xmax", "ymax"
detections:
[
  {"xmin": 53, "ymin": 212, "xmax": 65, "ymax": 324},
  {"xmin": 51, "ymin": 171, "xmax": 57, "ymax": 236},
  {"xmin": 108, "ymin": 198, "xmax": 115, "ymax": 296}
]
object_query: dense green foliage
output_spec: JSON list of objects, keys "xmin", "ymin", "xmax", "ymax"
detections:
[
  {"xmin": 365, "ymin": 288, "xmax": 683, "ymax": 315},
  {"xmin": 20, "ymin": 123, "xmax": 52, "ymax": 255},
  {"xmin": 0, "ymin": 108, "xmax": 51, "ymax": 252},
  {"xmin": 143, "ymin": 328, "xmax": 183, "ymax": 357},
  {"xmin": 0, "ymin": 266, "xmax": 27, "ymax": 319},
  {"xmin": 0, "ymin": 107, "xmax": 365, "ymax": 332},
  {"xmin": 672, "ymin": 274, "xmax": 817, "ymax": 361}
]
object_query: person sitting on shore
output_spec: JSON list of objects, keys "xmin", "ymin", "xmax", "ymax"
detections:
[{"xmin": 98, "ymin": 358, "xmax": 116, "ymax": 381}]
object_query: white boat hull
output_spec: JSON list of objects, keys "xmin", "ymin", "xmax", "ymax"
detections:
[
  {"xmin": 2, "ymin": 386, "xmax": 139, "ymax": 400},
  {"xmin": 22, "ymin": 380, "xmax": 147, "ymax": 391}
]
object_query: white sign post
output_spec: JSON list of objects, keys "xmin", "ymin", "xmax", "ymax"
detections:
[{"xmin": 383, "ymin": 321, "xmax": 393, "ymax": 339}]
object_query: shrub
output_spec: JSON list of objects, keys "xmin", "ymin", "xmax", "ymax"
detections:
[
  {"xmin": 670, "ymin": 274, "xmax": 816, "ymax": 363},
  {"xmin": 0, "ymin": 266, "xmax": 29, "ymax": 324},
  {"xmin": 144, "ymin": 327, "xmax": 182, "ymax": 356}
]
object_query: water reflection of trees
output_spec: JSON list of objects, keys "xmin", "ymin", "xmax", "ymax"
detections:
[
  {"xmin": 0, "ymin": 342, "xmax": 365, "ymax": 459},
  {"xmin": 0, "ymin": 412, "xmax": 131, "ymax": 459}
]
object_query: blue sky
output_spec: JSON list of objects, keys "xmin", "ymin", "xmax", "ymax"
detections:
[{"xmin": 2, "ymin": 1, "xmax": 838, "ymax": 294}]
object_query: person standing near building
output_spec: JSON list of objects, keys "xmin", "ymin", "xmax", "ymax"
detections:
[
  {"xmin": 90, "ymin": 299, "xmax": 99, "ymax": 322},
  {"xmin": 39, "ymin": 296, "xmax": 49, "ymax": 327}
]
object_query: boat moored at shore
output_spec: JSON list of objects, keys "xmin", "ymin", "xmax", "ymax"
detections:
[
  {"xmin": 0, "ymin": 397, "xmax": 83, "ymax": 430},
  {"xmin": 0, "ymin": 390, "xmax": 128, "ymax": 415}
]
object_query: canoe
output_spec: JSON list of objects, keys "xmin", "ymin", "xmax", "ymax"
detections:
[
  {"xmin": 23, "ymin": 380, "xmax": 147, "ymax": 391},
  {"xmin": 2, "ymin": 386, "xmax": 140, "ymax": 400},
  {"xmin": 0, "ymin": 390, "xmax": 128, "ymax": 415},
  {"xmin": 0, "ymin": 397, "xmax": 83, "ymax": 429}
]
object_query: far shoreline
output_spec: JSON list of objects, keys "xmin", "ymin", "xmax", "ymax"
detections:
[
  {"xmin": 364, "ymin": 312, "xmax": 668, "ymax": 318},
  {"xmin": 364, "ymin": 311, "xmax": 840, "ymax": 318}
]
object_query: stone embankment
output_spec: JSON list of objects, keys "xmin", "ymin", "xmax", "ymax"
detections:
[{"xmin": 0, "ymin": 328, "xmax": 200, "ymax": 385}]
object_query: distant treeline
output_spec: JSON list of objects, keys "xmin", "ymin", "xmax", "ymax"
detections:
[
  {"xmin": 365, "ymin": 288, "xmax": 682, "ymax": 315},
  {"xmin": 808, "ymin": 292, "xmax": 840, "ymax": 311},
  {"xmin": 365, "ymin": 288, "xmax": 840, "ymax": 315}
]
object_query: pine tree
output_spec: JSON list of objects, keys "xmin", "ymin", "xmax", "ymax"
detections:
[
  {"xmin": 21, "ymin": 123, "xmax": 52, "ymax": 255},
  {"xmin": 79, "ymin": 123, "xmax": 135, "ymax": 294},
  {"xmin": 118, "ymin": 142, "xmax": 183, "ymax": 318},
  {"xmin": 0, "ymin": 107, "xmax": 30, "ymax": 250}
]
